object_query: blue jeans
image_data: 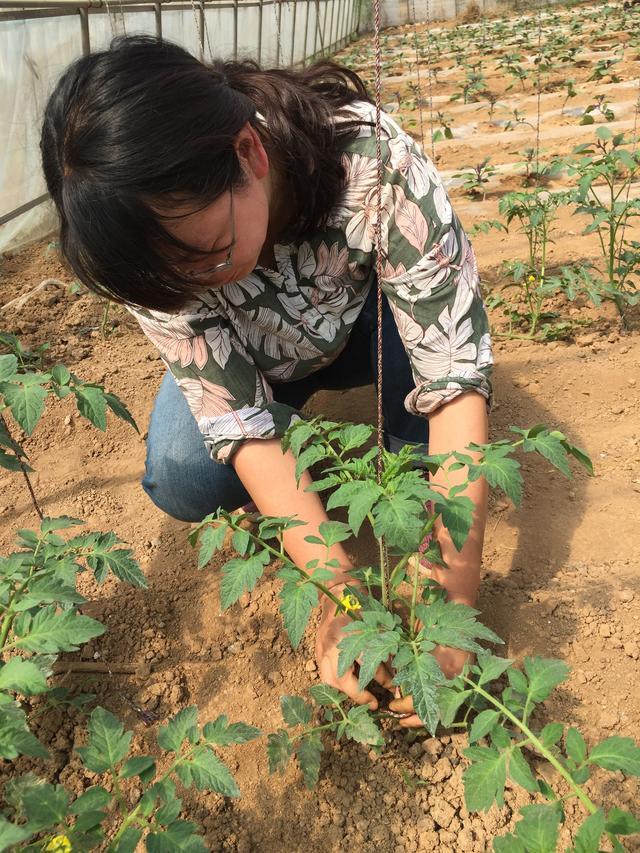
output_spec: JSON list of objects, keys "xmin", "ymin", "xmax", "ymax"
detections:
[{"xmin": 143, "ymin": 281, "xmax": 430, "ymax": 521}]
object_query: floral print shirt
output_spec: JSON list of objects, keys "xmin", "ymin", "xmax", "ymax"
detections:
[{"xmin": 126, "ymin": 100, "xmax": 493, "ymax": 465}]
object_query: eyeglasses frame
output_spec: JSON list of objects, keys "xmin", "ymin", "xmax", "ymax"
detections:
[{"xmin": 188, "ymin": 185, "xmax": 236, "ymax": 279}]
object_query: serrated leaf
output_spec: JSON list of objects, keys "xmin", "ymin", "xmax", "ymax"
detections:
[
  {"xmin": 0, "ymin": 658, "xmax": 49, "ymax": 696},
  {"xmin": 326, "ymin": 481, "xmax": 382, "ymax": 536},
  {"xmin": 539, "ymin": 722, "xmax": 564, "ymax": 747},
  {"xmin": 1, "ymin": 377, "xmax": 49, "ymax": 435},
  {"xmin": 523, "ymin": 657, "xmax": 570, "ymax": 703},
  {"xmin": 12, "ymin": 607, "xmax": 105, "ymax": 653},
  {"xmin": 434, "ymin": 494, "xmax": 475, "ymax": 551},
  {"xmin": 566, "ymin": 727, "xmax": 587, "ymax": 766},
  {"xmin": 317, "ymin": 520, "xmax": 352, "ymax": 548},
  {"xmin": 463, "ymin": 746, "xmax": 508, "ymax": 811},
  {"xmin": 196, "ymin": 523, "xmax": 228, "ymax": 568},
  {"xmin": 469, "ymin": 449, "xmax": 523, "ymax": 506},
  {"xmin": 103, "ymin": 391, "xmax": 139, "ymax": 432},
  {"xmin": 373, "ymin": 494, "xmax": 424, "ymax": 553},
  {"xmin": 146, "ymin": 820, "xmax": 207, "ymax": 852},
  {"xmin": 403, "ymin": 651, "xmax": 444, "ymax": 735},
  {"xmin": 309, "ymin": 683, "xmax": 347, "ymax": 707},
  {"xmin": 40, "ymin": 515, "xmax": 84, "ymax": 533},
  {"xmin": 22, "ymin": 782, "xmax": 69, "ymax": 831},
  {"xmin": 0, "ymin": 818, "xmax": 32, "ymax": 850},
  {"xmin": 50, "ymin": 363, "xmax": 71, "ymax": 386},
  {"xmin": 588, "ymin": 736, "xmax": 640, "ymax": 776},
  {"xmin": 74, "ymin": 384, "xmax": 107, "ymax": 430},
  {"xmin": 514, "ymin": 803, "xmax": 562, "ymax": 853},
  {"xmin": 279, "ymin": 581, "xmax": 317, "ymax": 649},
  {"xmin": 111, "ymin": 826, "xmax": 143, "ymax": 853},
  {"xmin": 175, "ymin": 749, "xmax": 239, "ymax": 796},
  {"xmin": 267, "ymin": 729, "xmax": 293, "ymax": 774},
  {"xmin": 437, "ymin": 687, "xmax": 472, "ymax": 728},
  {"xmin": 120, "ymin": 755, "xmax": 156, "ymax": 780},
  {"xmin": 0, "ymin": 708, "xmax": 49, "ymax": 760},
  {"xmin": 509, "ymin": 747, "xmax": 538, "ymax": 792},
  {"xmin": 294, "ymin": 444, "xmax": 326, "ymax": 484},
  {"xmin": 77, "ymin": 707, "xmax": 132, "ymax": 772},
  {"xmin": 296, "ymin": 733, "xmax": 323, "ymax": 789},
  {"xmin": 281, "ymin": 695, "xmax": 313, "ymax": 726},
  {"xmin": 220, "ymin": 553, "xmax": 268, "ymax": 610},
  {"xmin": 0, "ymin": 354, "xmax": 18, "ymax": 382},
  {"xmin": 605, "ymin": 807, "xmax": 640, "ymax": 835},
  {"xmin": 345, "ymin": 704, "xmax": 384, "ymax": 746},
  {"xmin": 86, "ymin": 546, "xmax": 147, "ymax": 589},
  {"xmin": 202, "ymin": 715, "xmax": 261, "ymax": 746},
  {"xmin": 70, "ymin": 785, "xmax": 111, "ymax": 814},
  {"xmin": 574, "ymin": 809, "xmax": 606, "ymax": 853},
  {"xmin": 157, "ymin": 707, "xmax": 199, "ymax": 753},
  {"xmin": 469, "ymin": 710, "xmax": 500, "ymax": 743},
  {"xmin": 478, "ymin": 653, "xmax": 514, "ymax": 686},
  {"xmin": 156, "ymin": 798, "xmax": 182, "ymax": 826},
  {"xmin": 522, "ymin": 430, "xmax": 572, "ymax": 477}
]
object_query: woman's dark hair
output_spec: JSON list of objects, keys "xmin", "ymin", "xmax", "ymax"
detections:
[{"xmin": 40, "ymin": 35, "xmax": 375, "ymax": 312}]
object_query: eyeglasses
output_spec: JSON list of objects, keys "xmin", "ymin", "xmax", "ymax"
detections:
[{"xmin": 188, "ymin": 186, "xmax": 236, "ymax": 279}]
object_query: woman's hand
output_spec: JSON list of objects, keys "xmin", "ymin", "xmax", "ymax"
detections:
[{"xmin": 315, "ymin": 585, "xmax": 394, "ymax": 709}]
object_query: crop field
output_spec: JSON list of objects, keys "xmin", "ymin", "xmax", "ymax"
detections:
[{"xmin": 0, "ymin": 1, "xmax": 639, "ymax": 850}]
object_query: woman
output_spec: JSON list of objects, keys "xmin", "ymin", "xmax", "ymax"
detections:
[{"xmin": 40, "ymin": 34, "xmax": 493, "ymax": 727}]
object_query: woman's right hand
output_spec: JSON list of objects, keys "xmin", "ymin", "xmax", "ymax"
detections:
[{"xmin": 315, "ymin": 585, "xmax": 394, "ymax": 710}]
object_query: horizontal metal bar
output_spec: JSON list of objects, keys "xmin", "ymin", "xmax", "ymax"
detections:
[
  {"xmin": 0, "ymin": 193, "xmax": 50, "ymax": 228},
  {"xmin": 0, "ymin": 0, "xmax": 263, "ymax": 7}
]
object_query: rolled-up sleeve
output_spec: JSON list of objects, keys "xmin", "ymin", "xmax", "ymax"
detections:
[
  {"xmin": 127, "ymin": 304, "xmax": 302, "ymax": 464},
  {"xmin": 346, "ymin": 118, "xmax": 494, "ymax": 417}
]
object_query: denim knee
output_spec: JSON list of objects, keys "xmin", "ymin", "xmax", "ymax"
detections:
[{"xmin": 142, "ymin": 372, "xmax": 251, "ymax": 522}]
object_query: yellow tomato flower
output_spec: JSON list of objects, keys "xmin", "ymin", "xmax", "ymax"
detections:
[
  {"xmin": 340, "ymin": 594, "xmax": 361, "ymax": 613},
  {"xmin": 527, "ymin": 274, "xmax": 536, "ymax": 282},
  {"xmin": 45, "ymin": 836, "xmax": 72, "ymax": 853}
]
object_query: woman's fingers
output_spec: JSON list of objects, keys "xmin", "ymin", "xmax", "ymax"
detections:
[
  {"xmin": 373, "ymin": 661, "xmax": 395, "ymax": 691},
  {"xmin": 389, "ymin": 694, "xmax": 414, "ymax": 714},
  {"xmin": 397, "ymin": 714, "xmax": 424, "ymax": 728}
]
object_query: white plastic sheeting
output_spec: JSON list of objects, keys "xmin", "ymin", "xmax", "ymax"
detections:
[{"xmin": 0, "ymin": 0, "xmax": 353, "ymax": 252}]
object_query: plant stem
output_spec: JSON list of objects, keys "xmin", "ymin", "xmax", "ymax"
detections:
[
  {"xmin": 0, "ymin": 413, "xmax": 43, "ymax": 519},
  {"xmin": 463, "ymin": 677, "xmax": 598, "ymax": 815}
]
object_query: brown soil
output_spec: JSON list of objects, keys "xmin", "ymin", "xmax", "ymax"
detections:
[{"xmin": 1, "ymin": 3, "xmax": 639, "ymax": 850}]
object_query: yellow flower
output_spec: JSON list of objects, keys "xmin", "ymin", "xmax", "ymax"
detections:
[
  {"xmin": 45, "ymin": 836, "xmax": 72, "ymax": 853},
  {"xmin": 527, "ymin": 275, "xmax": 536, "ymax": 282},
  {"xmin": 340, "ymin": 594, "xmax": 361, "ymax": 613}
]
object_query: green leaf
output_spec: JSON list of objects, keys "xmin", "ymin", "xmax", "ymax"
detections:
[
  {"xmin": 605, "ymin": 807, "xmax": 640, "ymax": 835},
  {"xmin": 523, "ymin": 657, "xmax": 570, "ymax": 703},
  {"xmin": 344, "ymin": 704, "xmax": 384, "ymax": 746},
  {"xmin": 281, "ymin": 695, "xmax": 313, "ymax": 726},
  {"xmin": 539, "ymin": 722, "xmax": 564, "ymax": 747},
  {"xmin": 309, "ymin": 683, "xmax": 347, "ymax": 707},
  {"xmin": 508, "ymin": 747, "xmax": 538, "ymax": 792},
  {"xmin": 13, "ymin": 607, "xmax": 105, "ymax": 653},
  {"xmin": 316, "ymin": 520, "xmax": 352, "ymax": 548},
  {"xmin": 514, "ymin": 803, "xmax": 562, "ymax": 853},
  {"xmin": 22, "ymin": 782, "xmax": 69, "ymax": 831},
  {"xmin": 267, "ymin": 729, "xmax": 293, "ymax": 774},
  {"xmin": 337, "ymin": 423, "xmax": 373, "ymax": 451},
  {"xmin": 156, "ymin": 798, "xmax": 182, "ymax": 826},
  {"xmin": 372, "ymin": 494, "xmax": 424, "ymax": 553},
  {"xmin": 296, "ymin": 733, "xmax": 323, "ymax": 789},
  {"xmin": 196, "ymin": 523, "xmax": 228, "ymax": 568},
  {"xmin": 566, "ymin": 727, "xmax": 587, "ymax": 766},
  {"xmin": 403, "ymin": 651, "xmax": 444, "ymax": 735},
  {"xmin": 434, "ymin": 494, "xmax": 475, "ymax": 551},
  {"xmin": 146, "ymin": 820, "xmax": 207, "ymax": 852},
  {"xmin": 469, "ymin": 448, "xmax": 522, "ymax": 506},
  {"xmin": 74, "ymin": 384, "xmax": 107, "ymax": 430},
  {"xmin": 326, "ymin": 481, "xmax": 383, "ymax": 536},
  {"xmin": 469, "ymin": 710, "xmax": 500, "ymax": 743},
  {"xmin": 437, "ymin": 687, "xmax": 472, "ymax": 728},
  {"xmin": 0, "ymin": 354, "xmax": 18, "ymax": 382},
  {"xmin": 521, "ymin": 429, "xmax": 572, "ymax": 477},
  {"xmin": 70, "ymin": 786, "xmax": 111, "ymax": 814},
  {"xmin": 120, "ymin": 755, "xmax": 156, "ymax": 780},
  {"xmin": 0, "ymin": 818, "xmax": 32, "ymax": 851},
  {"xmin": 202, "ymin": 715, "xmax": 261, "ymax": 746},
  {"xmin": 0, "ymin": 707, "xmax": 49, "ymax": 759},
  {"xmin": 588, "ymin": 736, "xmax": 640, "ymax": 776},
  {"xmin": 279, "ymin": 581, "xmax": 317, "ymax": 649},
  {"xmin": 478, "ymin": 653, "xmax": 514, "ymax": 686},
  {"xmin": 220, "ymin": 553, "xmax": 269, "ymax": 610},
  {"xmin": 175, "ymin": 749, "xmax": 240, "ymax": 796},
  {"xmin": 294, "ymin": 444, "xmax": 326, "ymax": 484},
  {"xmin": 0, "ymin": 658, "xmax": 48, "ymax": 696},
  {"xmin": 0, "ymin": 449, "xmax": 24, "ymax": 472},
  {"xmin": 464, "ymin": 745, "xmax": 508, "ymax": 812},
  {"xmin": 574, "ymin": 809, "xmax": 606, "ymax": 853},
  {"xmin": 40, "ymin": 515, "xmax": 83, "ymax": 533},
  {"xmin": 86, "ymin": 542, "xmax": 147, "ymax": 588},
  {"xmin": 103, "ymin": 391, "xmax": 139, "ymax": 432},
  {"xmin": 77, "ymin": 707, "xmax": 132, "ymax": 773},
  {"xmin": 111, "ymin": 827, "xmax": 143, "ymax": 853},
  {"xmin": 157, "ymin": 707, "xmax": 199, "ymax": 753},
  {"xmin": 1, "ymin": 376, "xmax": 49, "ymax": 435},
  {"xmin": 50, "ymin": 363, "xmax": 71, "ymax": 386}
]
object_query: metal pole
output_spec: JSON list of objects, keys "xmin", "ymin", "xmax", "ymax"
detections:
[
  {"xmin": 78, "ymin": 5, "xmax": 90, "ymax": 52},
  {"xmin": 302, "ymin": 0, "xmax": 310, "ymax": 64},
  {"xmin": 328, "ymin": 0, "xmax": 335, "ymax": 51},
  {"xmin": 290, "ymin": 0, "xmax": 297, "ymax": 64},
  {"xmin": 321, "ymin": 0, "xmax": 329, "ymax": 56},
  {"xmin": 276, "ymin": 0, "xmax": 281, "ymax": 65},
  {"xmin": 198, "ymin": 0, "xmax": 204, "ymax": 60},
  {"xmin": 233, "ymin": 0, "xmax": 238, "ymax": 58},
  {"xmin": 154, "ymin": 0, "xmax": 161, "ymax": 38},
  {"xmin": 258, "ymin": 0, "xmax": 263, "ymax": 63}
]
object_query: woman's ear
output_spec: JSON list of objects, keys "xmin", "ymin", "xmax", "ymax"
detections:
[{"xmin": 234, "ymin": 121, "xmax": 269, "ymax": 180}]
